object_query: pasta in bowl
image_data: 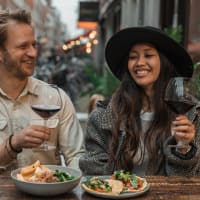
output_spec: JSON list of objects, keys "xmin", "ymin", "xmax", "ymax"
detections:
[{"xmin": 11, "ymin": 161, "xmax": 82, "ymax": 196}]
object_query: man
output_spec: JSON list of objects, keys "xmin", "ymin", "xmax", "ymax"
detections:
[{"xmin": 0, "ymin": 9, "xmax": 84, "ymax": 169}]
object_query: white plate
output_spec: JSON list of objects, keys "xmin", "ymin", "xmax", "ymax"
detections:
[
  {"xmin": 81, "ymin": 176, "xmax": 150, "ymax": 199},
  {"xmin": 11, "ymin": 165, "xmax": 82, "ymax": 196}
]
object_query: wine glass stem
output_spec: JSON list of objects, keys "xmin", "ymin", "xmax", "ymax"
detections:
[{"xmin": 43, "ymin": 119, "xmax": 48, "ymax": 151}]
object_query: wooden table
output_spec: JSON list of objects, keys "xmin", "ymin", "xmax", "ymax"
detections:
[{"xmin": 0, "ymin": 170, "xmax": 200, "ymax": 200}]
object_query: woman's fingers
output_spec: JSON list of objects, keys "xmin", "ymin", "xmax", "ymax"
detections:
[{"xmin": 172, "ymin": 115, "xmax": 195, "ymax": 144}]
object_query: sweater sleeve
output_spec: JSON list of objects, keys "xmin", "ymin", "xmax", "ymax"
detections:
[
  {"xmin": 79, "ymin": 109, "xmax": 114, "ymax": 175},
  {"xmin": 163, "ymin": 136, "xmax": 200, "ymax": 176},
  {"xmin": 163, "ymin": 106, "xmax": 200, "ymax": 176}
]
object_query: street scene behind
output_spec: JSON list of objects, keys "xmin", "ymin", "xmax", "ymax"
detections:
[{"xmin": 1, "ymin": 0, "xmax": 200, "ymax": 118}]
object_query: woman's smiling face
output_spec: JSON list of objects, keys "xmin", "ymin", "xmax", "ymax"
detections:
[{"xmin": 128, "ymin": 43, "xmax": 161, "ymax": 96}]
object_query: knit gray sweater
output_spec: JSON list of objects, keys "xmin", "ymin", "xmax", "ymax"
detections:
[{"xmin": 79, "ymin": 100, "xmax": 200, "ymax": 176}]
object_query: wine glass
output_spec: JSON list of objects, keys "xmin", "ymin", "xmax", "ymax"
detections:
[
  {"xmin": 31, "ymin": 83, "xmax": 62, "ymax": 151},
  {"xmin": 164, "ymin": 77, "xmax": 198, "ymax": 149}
]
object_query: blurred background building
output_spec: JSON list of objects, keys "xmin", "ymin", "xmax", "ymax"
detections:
[
  {"xmin": 62, "ymin": 0, "xmax": 200, "ymax": 85},
  {"xmin": 96, "ymin": 0, "xmax": 200, "ymax": 63},
  {"xmin": 0, "ymin": 0, "xmax": 67, "ymax": 57},
  {"xmin": 1, "ymin": 0, "xmax": 199, "ymax": 132},
  {"xmin": 1, "ymin": 0, "xmax": 200, "ymax": 112}
]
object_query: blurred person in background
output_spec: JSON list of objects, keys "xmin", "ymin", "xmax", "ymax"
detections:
[
  {"xmin": 88, "ymin": 94, "xmax": 105, "ymax": 113},
  {"xmin": 0, "ymin": 9, "xmax": 84, "ymax": 170}
]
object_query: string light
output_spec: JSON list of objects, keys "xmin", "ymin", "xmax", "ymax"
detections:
[
  {"xmin": 93, "ymin": 39, "xmax": 98, "ymax": 45},
  {"xmin": 63, "ymin": 30, "xmax": 98, "ymax": 54}
]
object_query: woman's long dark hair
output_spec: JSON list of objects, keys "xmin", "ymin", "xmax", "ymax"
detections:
[{"xmin": 110, "ymin": 52, "xmax": 177, "ymax": 174}]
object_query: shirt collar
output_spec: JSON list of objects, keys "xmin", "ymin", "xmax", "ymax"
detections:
[
  {"xmin": 0, "ymin": 77, "xmax": 36, "ymax": 99},
  {"xmin": 26, "ymin": 77, "xmax": 41, "ymax": 96}
]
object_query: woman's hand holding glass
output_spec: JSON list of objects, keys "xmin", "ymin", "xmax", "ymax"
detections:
[
  {"xmin": 171, "ymin": 115, "xmax": 195, "ymax": 152},
  {"xmin": 165, "ymin": 77, "xmax": 198, "ymax": 150}
]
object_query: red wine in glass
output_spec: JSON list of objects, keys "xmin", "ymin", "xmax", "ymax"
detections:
[
  {"xmin": 165, "ymin": 100, "xmax": 196, "ymax": 115},
  {"xmin": 31, "ymin": 84, "xmax": 62, "ymax": 151},
  {"xmin": 164, "ymin": 77, "xmax": 198, "ymax": 148},
  {"xmin": 31, "ymin": 104, "xmax": 61, "ymax": 119}
]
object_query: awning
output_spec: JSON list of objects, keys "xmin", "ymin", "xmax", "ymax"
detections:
[
  {"xmin": 77, "ymin": 21, "xmax": 98, "ymax": 29},
  {"xmin": 77, "ymin": 1, "xmax": 99, "ymax": 30}
]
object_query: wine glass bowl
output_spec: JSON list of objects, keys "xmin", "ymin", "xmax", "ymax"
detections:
[
  {"xmin": 164, "ymin": 77, "xmax": 198, "ymax": 148},
  {"xmin": 31, "ymin": 104, "xmax": 61, "ymax": 120},
  {"xmin": 31, "ymin": 83, "xmax": 62, "ymax": 151}
]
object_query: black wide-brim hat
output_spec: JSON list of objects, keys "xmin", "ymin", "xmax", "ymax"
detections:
[{"xmin": 105, "ymin": 26, "xmax": 193, "ymax": 80}]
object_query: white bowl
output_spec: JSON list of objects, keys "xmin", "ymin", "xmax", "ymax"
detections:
[{"xmin": 11, "ymin": 165, "xmax": 82, "ymax": 196}]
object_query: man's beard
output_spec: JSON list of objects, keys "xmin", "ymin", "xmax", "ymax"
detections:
[
  {"xmin": 2, "ymin": 50, "xmax": 34, "ymax": 79},
  {"xmin": 2, "ymin": 50, "xmax": 17, "ymax": 72}
]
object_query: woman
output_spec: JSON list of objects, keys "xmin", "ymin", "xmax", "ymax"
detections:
[{"xmin": 79, "ymin": 26, "xmax": 200, "ymax": 176}]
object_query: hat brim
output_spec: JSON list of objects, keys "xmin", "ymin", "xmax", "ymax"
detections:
[{"xmin": 105, "ymin": 26, "xmax": 193, "ymax": 80}]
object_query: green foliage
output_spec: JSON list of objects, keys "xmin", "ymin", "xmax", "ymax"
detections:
[
  {"xmin": 164, "ymin": 26, "xmax": 200, "ymax": 100},
  {"xmin": 193, "ymin": 62, "xmax": 200, "ymax": 100},
  {"xmin": 82, "ymin": 64, "xmax": 120, "ymax": 98},
  {"xmin": 194, "ymin": 62, "xmax": 200, "ymax": 70},
  {"xmin": 103, "ymin": 67, "xmax": 120, "ymax": 97},
  {"xmin": 164, "ymin": 25, "xmax": 183, "ymax": 43}
]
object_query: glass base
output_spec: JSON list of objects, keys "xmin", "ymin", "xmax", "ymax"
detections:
[{"xmin": 33, "ymin": 145, "xmax": 56, "ymax": 152}]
